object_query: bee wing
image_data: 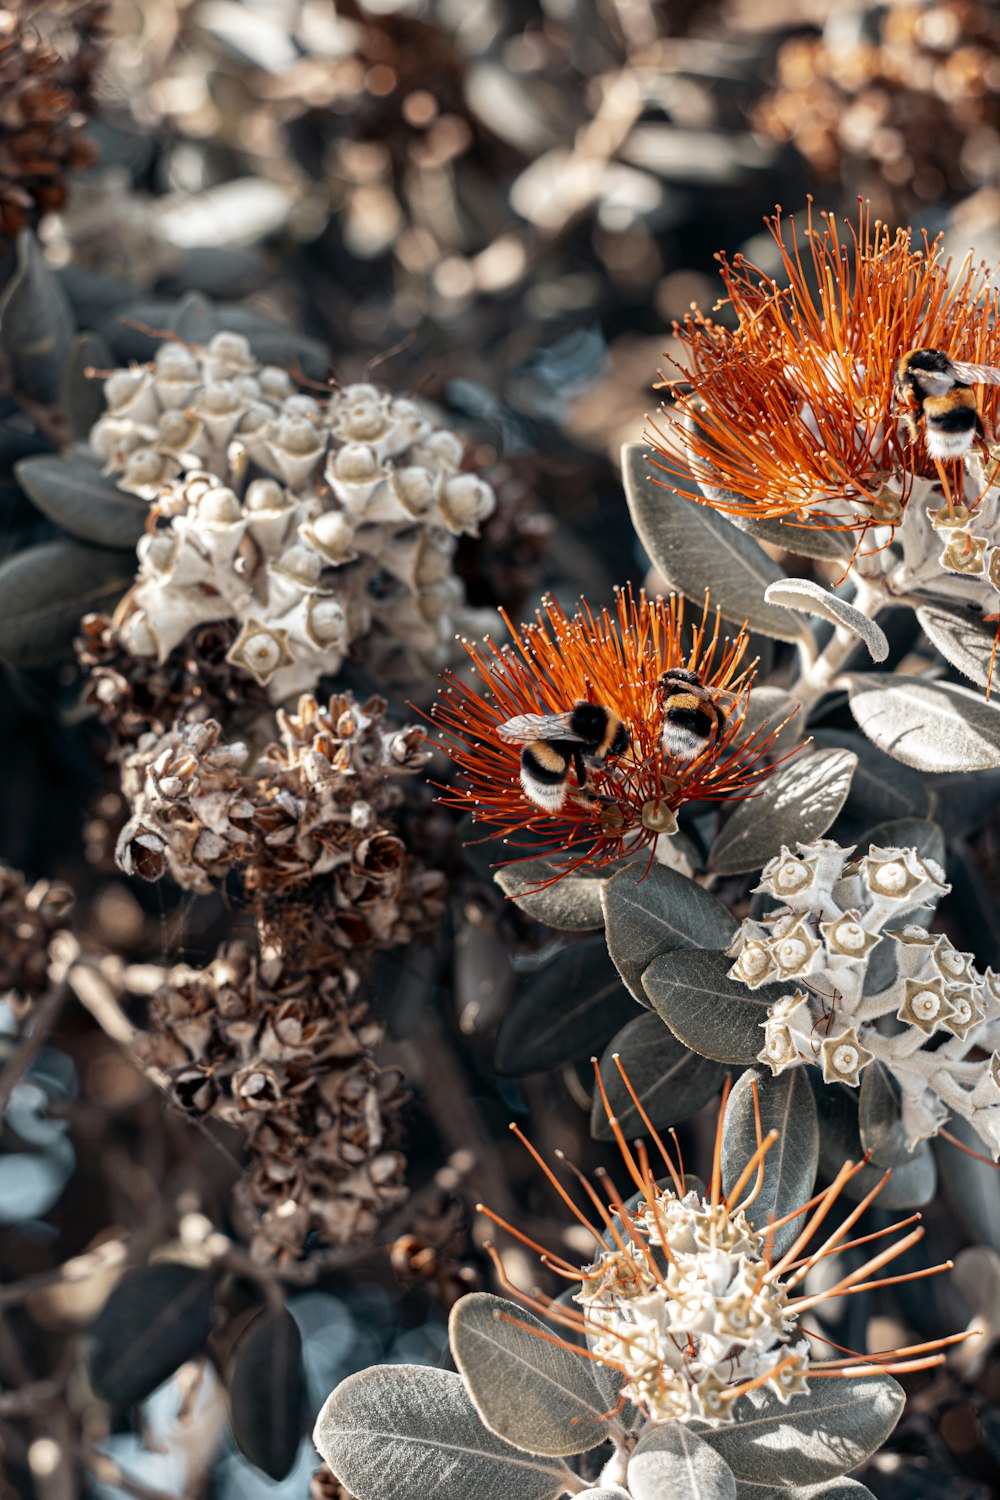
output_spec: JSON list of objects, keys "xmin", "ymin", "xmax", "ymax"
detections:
[
  {"xmin": 496, "ymin": 712, "xmax": 587, "ymax": 744},
  {"xmin": 705, "ymin": 685, "xmax": 748, "ymax": 712},
  {"xmin": 948, "ymin": 360, "xmax": 1000, "ymax": 386}
]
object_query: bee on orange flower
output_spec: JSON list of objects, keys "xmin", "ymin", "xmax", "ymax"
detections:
[
  {"xmin": 892, "ymin": 347, "xmax": 1000, "ymax": 461},
  {"xmin": 496, "ymin": 702, "xmax": 629, "ymax": 814}
]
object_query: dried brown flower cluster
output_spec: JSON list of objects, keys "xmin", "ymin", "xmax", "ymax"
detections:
[
  {"xmin": 755, "ymin": 2, "xmax": 1000, "ymax": 214},
  {"xmin": 0, "ymin": 865, "xmax": 73, "ymax": 1000},
  {"xmin": 77, "ymin": 615, "xmax": 270, "ymax": 751},
  {"xmin": 135, "ymin": 943, "xmax": 407, "ymax": 1262},
  {"xmin": 115, "ymin": 692, "xmax": 443, "ymax": 960},
  {"xmin": 0, "ymin": 2, "xmax": 104, "ymax": 238},
  {"xmin": 117, "ymin": 693, "xmax": 444, "ymax": 1259}
]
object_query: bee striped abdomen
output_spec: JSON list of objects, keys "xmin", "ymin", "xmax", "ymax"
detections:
[
  {"xmin": 520, "ymin": 741, "xmax": 572, "ymax": 811},
  {"xmin": 661, "ymin": 693, "xmax": 717, "ymax": 760},
  {"xmin": 923, "ymin": 391, "xmax": 982, "ymax": 459}
]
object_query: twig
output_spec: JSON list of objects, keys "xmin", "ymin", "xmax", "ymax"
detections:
[{"xmin": 0, "ymin": 981, "xmax": 71, "ymax": 1118}]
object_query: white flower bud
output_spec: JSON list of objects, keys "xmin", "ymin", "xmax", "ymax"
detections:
[
  {"xmin": 197, "ymin": 486, "xmax": 242, "ymax": 525},
  {"xmin": 309, "ymin": 597, "xmax": 347, "ymax": 645},
  {"xmin": 245, "ymin": 479, "xmax": 288, "ymax": 512}
]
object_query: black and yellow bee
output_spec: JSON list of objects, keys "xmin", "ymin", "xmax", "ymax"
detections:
[
  {"xmin": 892, "ymin": 347, "xmax": 1000, "ymax": 461},
  {"xmin": 497, "ymin": 702, "xmax": 629, "ymax": 813},
  {"xmin": 658, "ymin": 669, "xmax": 745, "ymax": 762}
]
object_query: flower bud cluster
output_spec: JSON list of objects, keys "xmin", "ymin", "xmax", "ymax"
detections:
[
  {"xmin": 728, "ymin": 839, "xmax": 1000, "ymax": 1155},
  {"xmin": 134, "ymin": 943, "xmax": 408, "ymax": 1262},
  {"xmin": 577, "ymin": 1188, "xmax": 808, "ymax": 1424},
  {"xmin": 93, "ymin": 335, "xmax": 496, "ymax": 696},
  {"xmin": 115, "ymin": 692, "xmax": 443, "ymax": 959}
]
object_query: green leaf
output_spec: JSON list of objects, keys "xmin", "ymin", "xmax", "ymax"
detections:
[
  {"xmin": 0, "ymin": 538, "xmax": 134, "ymax": 665},
  {"xmin": 858, "ymin": 1061, "xmax": 912, "ymax": 1169},
  {"xmin": 845, "ymin": 673, "xmax": 1000, "ymax": 772},
  {"xmin": 814, "ymin": 1081, "xmax": 936, "ymax": 1209},
  {"xmin": 621, "ymin": 442, "xmax": 811, "ymax": 644},
  {"xmin": 86, "ymin": 1264, "xmax": 215, "ymax": 1405},
  {"xmin": 763, "ymin": 579, "xmax": 888, "ymax": 662},
  {"xmin": 939, "ymin": 1114, "xmax": 1000, "ymax": 1256},
  {"xmin": 810, "ymin": 731, "xmax": 932, "ymax": 828},
  {"xmin": 916, "ymin": 602, "xmax": 998, "ymax": 690},
  {"xmin": 709, "ymin": 749, "xmax": 857, "ymax": 876},
  {"xmin": 494, "ymin": 937, "xmax": 636, "ymax": 1075},
  {"xmin": 494, "ymin": 861, "xmax": 607, "ymax": 931},
  {"xmin": 694, "ymin": 1374, "xmax": 904, "ymax": 1488},
  {"xmin": 734, "ymin": 1481, "xmax": 876, "ymax": 1499},
  {"xmin": 591, "ymin": 1012, "xmax": 726, "ymax": 1139},
  {"xmin": 313, "ymin": 1364, "xmax": 568, "ymax": 1500},
  {"xmin": 61, "ymin": 331, "xmax": 114, "ymax": 443},
  {"xmin": 721, "ymin": 1067, "xmax": 818, "ymax": 1257},
  {"xmin": 729, "ymin": 512, "xmax": 856, "ymax": 563},
  {"xmin": 449, "ymin": 1294, "xmax": 609, "ymax": 1457},
  {"xmin": 602, "ymin": 865, "xmax": 737, "ymax": 1007},
  {"xmin": 15, "ymin": 456, "xmax": 147, "ymax": 548},
  {"xmin": 0, "ymin": 233, "xmax": 74, "ymax": 405},
  {"xmin": 643, "ymin": 949, "xmax": 786, "ymax": 1065},
  {"xmin": 628, "ymin": 1425, "xmax": 737, "ymax": 1500},
  {"xmin": 229, "ymin": 1306, "xmax": 304, "ymax": 1480}
]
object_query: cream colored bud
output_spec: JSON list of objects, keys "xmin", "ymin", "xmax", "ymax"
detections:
[
  {"xmin": 333, "ymin": 443, "xmax": 380, "ymax": 479},
  {"xmin": 198, "ymin": 487, "xmax": 241, "ymax": 524},
  {"xmin": 309, "ymin": 597, "xmax": 347, "ymax": 644},
  {"xmin": 245, "ymin": 478, "xmax": 287, "ymax": 511}
]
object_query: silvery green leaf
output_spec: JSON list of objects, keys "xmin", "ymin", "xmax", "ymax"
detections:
[
  {"xmin": 709, "ymin": 749, "xmax": 857, "ymax": 876},
  {"xmin": 494, "ymin": 861, "xmax": 607, "ymax": 931},
  {"xmin": 732, "ymin": 686, "xmax": 799, "ymax": 753},
  {"xmin": 313, "ymin": 1365, "xmax": 568, "ymax": 1500},
  {"xmin": 939, "ymin": 1115, "xmax": 1000, "ymax": 1256},
  {"xmin": 810, "ymin": 730, "xmax": 932, "ymax": 827},
  {"xmin": 628, "ymin": 1425, "xmax": 737, "ymax": 1500},
  {"xmin": 734, "ymin": 1482, "xmax": 876, "ymax": 1499},
  {"xmin": 729, "ymin": 512, "xmax": 856, "ymax": 562},
  {"xmin": 494, "ymin": 937, "xmax": 636, "ymax": 1075},
  {"xmin": 449, "ymin": 1294, "xmax": 608, "ymax": 1457},
  {"xmin": 693, "ymin": 1374, "xmax": 904, "ymax": 1488},
  {"xmin": 916, "ymin": 602, "xmax": 998, "ymax": 690},
  {"xmin": 643, "ymin": 949, "xmax": 784, "ymax": 1065},
  {"xmin": 858, "ymin": 1062, "xmax": 912, "ymax": 1169},
  {"xmin": 621, "ymin": 442, "xmax": 811, "ymax": 644},
  {"xmin": 591, "ymin": 1012, "xmax": 726, "ymax": 1140},
  {"xmin": 721, "ymin": 1067, "xmax": 818, "ymax": 1258},
  {"xmin": 61, "ymin": 332, "xmax": 114, "ymax": 443},
  {"xmin": 15, "ymin": 456, "xmax": 147, "ymax": 548},
  {"xmin": 0, "ymin": 539, "xmax": 134, "ymax": 666},
  {"xmin": 845, "ymin": 673, "xmax": 1000, "ymax": 772},
  {"xmin": 764, "ymin": 579, "xmax": 889, "ymax": 662},
  {"xmin": 602, "ymin": 865, "xmax": 737, "ymax": 1007},
  {"xmin": 814, "ymin": 1082, "xmax": 936, "ymax": 1209},
  {"xmin": 0, "ymin": 233, "xmax": 74, "ymax": 404}
]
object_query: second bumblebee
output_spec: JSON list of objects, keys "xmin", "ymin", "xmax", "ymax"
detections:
[{"xmin": 658, "ymin": 669, "xmax": 745, "ymax": 762}]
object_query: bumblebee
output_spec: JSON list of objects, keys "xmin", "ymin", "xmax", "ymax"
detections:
[
  {"xmin": 497, "ymin": 701, "xmax": 629, "ymax": 813},
  {"xmin": 892, "ymin": 348, "xmax": 1000, "ymax": 460},
  {"xmin": 658, "ymin": 669, "xmax": 745, "ymax": 762}
]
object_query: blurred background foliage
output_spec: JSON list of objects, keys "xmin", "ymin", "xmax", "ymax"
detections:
[{"xmin": 4, "ymin": 1, "xmax": 1000, "ymax": 1498}]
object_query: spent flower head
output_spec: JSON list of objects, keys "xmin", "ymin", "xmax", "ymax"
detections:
[
  {"xmin": 729, "ymin": 838, "xmax": 1000, "ymax": 1157},
  {"xmin": 430, "ymin": 588, "xmax": 792, "ymax": 876},
  {"xmin": 480, "ymin": 1062, "xmax": 969, "ymax": 1426}
]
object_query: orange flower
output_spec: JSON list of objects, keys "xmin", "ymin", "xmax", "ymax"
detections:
[
  {"xmin": 478, "ymin": 1063, "xmax": 973, "ymax": 1424},
  {"xmin": 648, "ymin": 202, "xmax": 1000, "ymax": 529},
  {"xmin": 429, "ymin": 588, "xmax": 790, "ymax": 875}
]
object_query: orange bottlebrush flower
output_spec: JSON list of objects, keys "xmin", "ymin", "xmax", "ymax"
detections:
[
  {"xmin": 429, "ymin": 587, "xmax": 792, "ymax": 874},
  {"xmin": 648, "ymin": 201, "xmax": 1000, "ymax": 529},
  {"xmin": 477, "ymin": 1061, "xmax": 973, "ymax": 1425}
]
